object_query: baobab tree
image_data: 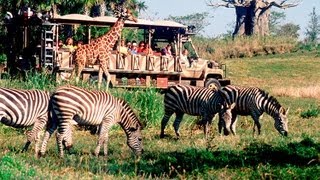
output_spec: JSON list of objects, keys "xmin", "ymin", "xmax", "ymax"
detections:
[{"xmin": 207, "ymin": 0, "xmax": 301, "ymax": 37}]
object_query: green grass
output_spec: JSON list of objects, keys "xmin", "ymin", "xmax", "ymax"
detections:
[{"xmin": 0, "ymin": 52, "xmax": 319, "ymax": 179}]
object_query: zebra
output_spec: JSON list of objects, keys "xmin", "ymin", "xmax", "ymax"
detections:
[
  {"xmin": 160, "ymin": 84, "xmax": 234, "ymax": 139},
  {"xmin": 40, "ymin": 85, "xmax": 143, "ymax": 157},
  {"xmin": 219, "ymin": 85, "xmax": 289, "ymax": 136},
  {"xmin": 0, "ymin": 87, "xmax": 50, "ymax": 155}
]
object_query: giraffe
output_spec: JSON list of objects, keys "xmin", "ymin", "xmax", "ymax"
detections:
[{"xmin": 72, "ymin": 3, "xmax": 137, "ymax": 90}]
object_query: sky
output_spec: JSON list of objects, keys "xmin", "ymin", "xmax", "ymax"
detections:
[{"xmin": 141, "ymin": 0, "xmax": 320, "ymax": 39}]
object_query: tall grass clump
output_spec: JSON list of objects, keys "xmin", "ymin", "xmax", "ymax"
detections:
[
  {"xmin": 193, "ymin": 35, "xmax": 298, "ymax": 61},
  {"xmin": 0, "ymin": 71, "xmax": 56, "ymax": 90},
  {"xmin": 111, "ymin": 88, "xmax": 163, "ymax": 127}
]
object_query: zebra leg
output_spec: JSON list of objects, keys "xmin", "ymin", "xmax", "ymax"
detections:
[
  {"xmin": 202, "ymin": 115, "xmax": 214, "ymax": 140},
  {"xmin": 251, "ymin": 114, "xmax": 261, "ymax": 136},
  {"xmin": 173, "ymin": 112, "xmax": 184, "ymax": 138},
  {"xmin": 24, "ymin": 117, "xmax": 47, "ymax": 156},
  {"xmin": 40, "ymin": 115, "xmax": 58, "ymax": 157},
  {"xmin": 94, "ymin": 123, "xmax": 111, "ymax": 157},
  {"xmin": 218, "ymin": 115, "xmax": 224, "ymax": 135},
  {"xmin": 56, "ymin": 122, "xmax": 73, "ymax": 157},
  {"xmin": 56, "ymin": 132, "xmax": 64, "ymax": 157},
  {"xmin": 22, "ymin": 129, "xmax": 32, "ymax": 152},
  {"xmin": 160, "ymin": 110, "xmax": 174, "ymax": 138}
]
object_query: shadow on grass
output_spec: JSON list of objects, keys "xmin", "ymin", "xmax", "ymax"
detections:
[
  {"xmin": 2, "ymin": 137, "xmax": 319, "ymax": 178},
  {"xmin": 136, "ymin": 137, "xmax": 320, "ymax": 177}
]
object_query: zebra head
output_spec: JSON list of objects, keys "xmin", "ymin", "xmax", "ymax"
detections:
[
  {"xmin": 62, "ymin": 131, "xmax": 73, "ymax": 150},
  {"xmin": 274, "ymin": 107, "xmax": 289, "ymax": 136},
  {"xmin": 219, "ymin": 103, "xmax": 236, "ymax": 135},
  {"xmin": 127, "ymin": 122, "xmax": 143, "ymax": 155}
]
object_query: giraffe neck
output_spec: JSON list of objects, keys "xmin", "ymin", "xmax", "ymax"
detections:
[{"xmin": 100, "ymin": 17, "xmax": 125, "ymax": 50}]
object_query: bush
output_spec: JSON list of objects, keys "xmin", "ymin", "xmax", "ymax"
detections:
[
  {"xmin": 300, "ymin": 106, "xmax": 320, "ymax": 118},
  {"xmin": 192, "ymin": 36, "xmax": 298, "ymax": 61}
]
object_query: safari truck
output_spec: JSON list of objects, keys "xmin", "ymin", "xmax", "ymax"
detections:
[{"xmin": 43, "ymin": 14, "xmax": 230, "ymax": 89}]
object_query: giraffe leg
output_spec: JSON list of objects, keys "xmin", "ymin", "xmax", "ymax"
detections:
[
  {"xmin": 73, "ymin": 54, "xmax": 86, "ymax": 84},
  {"xmin": 99, "ymin": 57, "xmax": 111, "ymax": 91}
]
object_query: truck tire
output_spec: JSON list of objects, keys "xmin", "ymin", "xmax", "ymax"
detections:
[{"xmin": 205, "ymin": 78, "xmax": 221, "ymax": 90}]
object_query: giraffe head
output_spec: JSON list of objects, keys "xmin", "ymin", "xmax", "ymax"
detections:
[{"xmin": 111, "ymin": 1, "xmax": 137, "ymax": 22}]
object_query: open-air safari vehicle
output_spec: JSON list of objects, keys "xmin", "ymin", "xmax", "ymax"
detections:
[{"xmin": 44, "ymin": 14, "xmax": 230, "ymax": 89}]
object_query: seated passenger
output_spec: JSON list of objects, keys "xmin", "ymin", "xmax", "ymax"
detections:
[
  {"xmin": 130, "ymin": 41, "xmax": 138, "ymax": 55},
  {"xmin": 142, "ymin": 43, "xmax": 153, "ymax": 55},
  {"xmin": 63, "ymin": 37, "xmax": 75, "ymax": 52},
  {"xmin": 119, "ymin": 39, "xmax": 128, "ymax": 57},
  {"xmin": 58, "ymin": 40, "xmax": 64, "ymax": 49},
  {"xmin": 161, "ymin": 44, "xmax": 172, "ymax": 57},
  {"xmin": 137, "ymin": 41, "xmax": 145, "ymax": 53},
  {"xmin": 126, "ymin": 41, "xmax": 132, "ymax": 52},
  {"xmin": 180, "ymin": 49, "xmax": 191, "ymax": 68}
]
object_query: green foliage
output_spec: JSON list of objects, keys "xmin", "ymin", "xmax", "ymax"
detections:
[
  {"xmin": 111, "ymin": 88, "xmax": 163, "ymax": 127},
  {"xmin": 269, "ymin": 10, "xmax": 286, "ymax": 35},
  {"xmin": 305, "ymin": 7, "xmax": 320, "ymax": 43},
  {"xmin": 0, "ymin": 154, "xmax": 36, "ymax": 179},
  {"xmin": 0, "ymin": 54, "xmax": 7, "ymax": 64},
  {"xmin": 166, "ymin": 12, "xmax": 211, "ymax": 34},
  {"xmin": 301, "ymin": 106, "xmax": 320, "ymax": 119},
  {"xmin": 0, "ymin": 71, "xmax": 56, "ymax": 90},
  {"xmin": 276, "ymin": 23, "xmax": 300, "ymax": 39}
]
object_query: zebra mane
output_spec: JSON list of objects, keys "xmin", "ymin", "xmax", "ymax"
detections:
[
  {"xmin": 118, "ymin": 98, "xmax": 143, "ymax": 128},
  {"xmin": 259, "ymin": 88, "xmax": 282, "ymax": 110}
]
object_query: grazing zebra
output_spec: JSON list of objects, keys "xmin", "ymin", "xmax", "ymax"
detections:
[
  {"xmin": 0, "ymin": 87, "xmax": 50, "ymax": 155},
  {"xmin": 219, "ymin": 85, "xmax": 289, "ymax": 136},
  {"xmin": 160, "ymin": 84, "xmax": 233, "ymax": 139},
  {"xmin": 40, "ymin": 85, "xmax": 143, "ymax": 157}
]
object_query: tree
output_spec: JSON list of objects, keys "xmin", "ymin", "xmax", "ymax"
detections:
[
  {"xmin": 269, "ymin": 10, "xmax": 286, "ymax": 35},
  {"xmin": 207, "ymin": 0, "xmax": 300, "ymax": 37},
  {"xmin": 305, "ymin": 7, "xmax": 320, "ymax": 44},
  {"xmin": 276, "ymin": 23, "xmax": 300, "ymax": 38},
  {"xmin": 166, "ymin": 12, "xmax": 211, "ymax": 34}
]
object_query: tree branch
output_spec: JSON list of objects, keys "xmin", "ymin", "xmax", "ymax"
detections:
[
  {"xmin": 206, "ymin": 0, "xmax": 251, "ymax": 8},
  {"xmin": 266, "ymin": 0, "xmax": 301, "ymax": 9}
]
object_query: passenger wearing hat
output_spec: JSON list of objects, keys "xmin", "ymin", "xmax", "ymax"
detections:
[{"xmin": 130, "ymin": 40, "xmax": 138, "ymax": 54}]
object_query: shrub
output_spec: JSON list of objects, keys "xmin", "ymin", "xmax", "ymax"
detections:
[
  {"xmin": 300, "ymin": 106, "xmax": 320, "ymax": 118},
  {"xmin": 192, "ymin": 36, "xmax": 298, "ymax": 61}
]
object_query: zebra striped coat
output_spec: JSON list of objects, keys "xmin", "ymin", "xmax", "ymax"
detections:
[
  {"xmin": 160, "ymin": 84, "xmax": 232, "ymax": 139},
  {"xmin": 40, "ymin": 85, "xmax": 143, "ymax": 157},
  {"xmin": 0, "ymin": 87, "xmax": 50, "ymax": 155},
  {"xmin": 219, "ymin": 85, "xmax": 289, "ymax": 136}
]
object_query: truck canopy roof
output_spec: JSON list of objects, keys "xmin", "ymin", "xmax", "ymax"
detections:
[{"xmin": 50, "ymin": 14, "xmax": 187, "ymax": 29}]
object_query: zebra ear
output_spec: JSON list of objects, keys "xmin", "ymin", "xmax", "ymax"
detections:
[
  {"xmin": 130, "ymin": 122, "xmax": 144, "ymax": 131},
  {"xmin": 229, "ymin": 103, "xmax": 236, "ymax": 109},
  {"xmin": 280, "ymin": 107, "xmax": 289, "ymax": 115},
  {"xmin": 285, "ymin": 107, "xmax": 290, "ymax": 115}
]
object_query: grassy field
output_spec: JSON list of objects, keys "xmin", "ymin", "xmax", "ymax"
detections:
[{"xmin": 0, "ymin": 52, "xmax": 319, "ymax": 179}]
